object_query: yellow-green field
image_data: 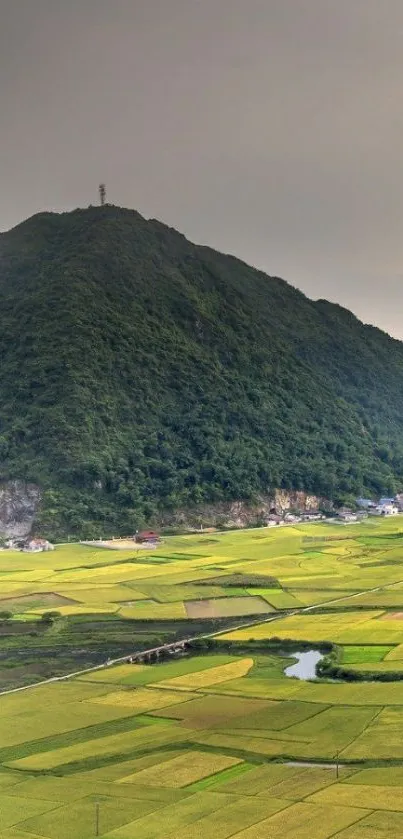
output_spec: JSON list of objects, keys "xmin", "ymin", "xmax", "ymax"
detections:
[
  {"xmin": 3, "ymin": 517, "xmax": 403, "ymax": 835},
  {"xmin": 3, "ymin": 517, "xmax": 403, "ymax": 623},
  {"xmin": 3, "ymin": 648, "xmax": 403, "ymax": 837}
]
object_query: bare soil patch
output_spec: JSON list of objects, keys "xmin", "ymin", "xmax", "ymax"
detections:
[{"xmin": 185, "ymin": 595, "xmax": 273, "ymax": 619}]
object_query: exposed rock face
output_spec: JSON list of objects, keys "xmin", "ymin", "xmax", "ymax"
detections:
[
  {"xmin": 157, "ymin": 490, "xmax": 333, "ymax": 531},
  {"xmin": 271, "ymin": 489, "xmax": 329, "ymax": 513},
  {"xmin": 0, "ymin": 481, "xmax": 41, "ymax": 537}
]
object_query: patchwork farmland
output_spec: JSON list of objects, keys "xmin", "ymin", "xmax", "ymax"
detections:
[{"xmin": 3, "ymin": 518, "xmax": 403, "ymax": 835}]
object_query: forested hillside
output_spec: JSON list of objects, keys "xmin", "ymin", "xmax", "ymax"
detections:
[{"xmin": 1, "ymin": 205, "xmax": 403, "ymax": 537}]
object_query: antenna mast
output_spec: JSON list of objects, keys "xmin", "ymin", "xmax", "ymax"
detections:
[{"xmin": 99, "ymin": 184, "xmax": 106, "ymax": 206}]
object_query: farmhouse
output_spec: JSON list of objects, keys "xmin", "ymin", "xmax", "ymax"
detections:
[
  {"xmin": 134, "ymin": 530, "xmax": 161, "ymax": 544},
  {"xmin": 356, "ymin": 497, "xmax": 376, "ymax": 509},
  {"xmin": 23, "ymin": 538, "xmax": 54, "ymax": 552},
  {"xmin": 337, "ymin": 510, "xmax": 358, "ymax": 522},
  {"xmin": 370, "ymin": 503, "xmax": 399, "ymax": 516}
]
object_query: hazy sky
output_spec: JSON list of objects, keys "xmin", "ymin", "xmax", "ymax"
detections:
[{"xmin": 2, "ymin": 1, "xmax": 403, "ymax": 337}]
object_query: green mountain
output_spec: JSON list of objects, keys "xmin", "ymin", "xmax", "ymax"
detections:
[{"xmin": 1, "ymin": 205, "xmax": 402, "ymax": 537}]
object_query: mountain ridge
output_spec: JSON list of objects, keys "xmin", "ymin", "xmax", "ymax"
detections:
[{"xmin": 0, "ymin": 204, "xmax": 402, "ymax": 538}]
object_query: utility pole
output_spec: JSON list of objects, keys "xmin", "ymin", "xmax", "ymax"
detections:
[
  {"xmin": 95, "ymin": 802, "xmax": 100, "ymax": 836},
  {"xmin": 336, "ymin": 751, "xmax": 339, "ymax": 780},
  {"xmin": 99, "ymin": 184, "xmax": 106, "ymax": 206}
]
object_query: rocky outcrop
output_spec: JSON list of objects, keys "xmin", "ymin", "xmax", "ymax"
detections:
[
  {"xmin": 271, "ymin": 489, "xmax": 331, "ymax": 514},
  {"xmin": 0, "ymin": 481, "xmax": 41, "ymax": 537},
  {"xmin": 156, "ymin": 490, "xmax": 333, "ymax": 531}
]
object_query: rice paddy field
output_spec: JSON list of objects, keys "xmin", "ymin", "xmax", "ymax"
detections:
[{"xmin": 4, "ymin": 517, "xmax": 403, "ymax": 834}]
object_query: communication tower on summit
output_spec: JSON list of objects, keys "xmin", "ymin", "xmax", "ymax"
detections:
[{"xmin": 99, "ymin": 184, "xmax": 106, "ymax": 206}]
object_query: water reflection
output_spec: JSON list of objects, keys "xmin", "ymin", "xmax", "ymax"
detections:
[{"xmin": 284, "ymin": 650, "xmax": 324, "ymax": 680}]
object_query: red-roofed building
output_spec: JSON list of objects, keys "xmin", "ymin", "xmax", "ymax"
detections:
[{"xmin": 134, "ymin": 530, "xmax": 160, "ymax": 544}]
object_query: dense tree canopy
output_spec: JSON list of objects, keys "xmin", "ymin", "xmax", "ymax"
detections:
[{"xmin": 0, "ymin": 205, "xmax": 402, "ymax": 537}]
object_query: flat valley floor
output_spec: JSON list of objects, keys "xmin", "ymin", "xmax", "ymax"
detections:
[{"xmin": 2, "ymin": 519, "xmax": 403, "ymax": 836}]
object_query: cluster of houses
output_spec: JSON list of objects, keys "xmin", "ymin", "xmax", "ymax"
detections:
[
  {"xmin": 2, "ymin": 497, "xmax": 403, "ymax": 551},
  {"xmin": 267, "ymin": 511, "xmax": 325, "ymax": 527},
  {"xmin": 355, "ymin": 495, "xmax": 403, "ymax": 516},
  {"xmin": 267, "ymin": 495, "xmax": 403, "ymax": 527},
  {"xmin": 2, "ymin": 537, "xmax": 54, "ymax": 552}
]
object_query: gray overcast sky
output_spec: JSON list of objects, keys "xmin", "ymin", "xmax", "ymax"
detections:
[{"xmin": 2, "ymin": 1, "xmax": 403, "ymax": 337}]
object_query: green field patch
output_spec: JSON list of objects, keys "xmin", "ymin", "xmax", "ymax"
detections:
[
  {"xmin": 164, "ymin": 795, "xmax": 291, "ymax": 839},
  {"xmin": 334, "ymin": 811, "xmax": 403, "ymax": 838},
  {"xmin": 207, "ymin": 675, "xmax": 403, "ymax": 705},
  {"xmin": 266, "ymin": 766, "xmax": 353, "ymax": 800},
  {"xmin": 0, "ymin": 592, "xmax": 78, "ymax": 613},
  {"xmin": 342, "ymin": 707, "xmax": 403, "ymax": 759},
  {"xmin": 119, "ymin": 601, "xmax": 187, "ymax": 619},
  {"xmin": 212, "ymin": 726, "xmax": 312, "ymax": 744},
  {"xmin": 72, "ymin": 749, "xmax": 184, "ymax": 782},
  {"xmin": 384, "ymin": 642, "xmax": 403, "ymax": 661},
  {"xmin": 192, "ymin": 731, "xmax": 314, "ymax": 759},
  {"xmin": 206, "ymin": 676, "xmax": 306, "ymax": 700},
  {"xmin": 221, "ymin": 610, "xmax": 386, "ymax": 644},
  {"xmin": 345, "ymin": 766, "xmax": 403, "ymax": 786},
  {"xmin": 0, "ymin": 712, "xmax": 165, "ymax": 766},
  {"xmin": 184, "ymin": 760, "xmax": 253, "ymax": 791},
  {"xmin": 118, "ymin": 750, "xmax": 242, "ymax": 788},
  {"xmin": 136, "ymin": 584, "xmax": 234, "ymax": 603},
  {"xmin": 345, "ymin": 660, "xmax": 403, "ymax": 673},
  {"xmin": 0, "ymin": 772, "xmax": 188, "ymax": 806},
  {"xmin": 338, "ymin": 591, "xmax": 403, "ymax": 608},
  {"xmin": 204, "ymin": 707, "xmax": 379, "ymax": 758},
  {"xmin": 65, "ymin": 585, "xmax": 147, "ymax": 604},
  {"xmin": 341, "ymin": 645, "xmax": 393, "ymax": 663},
  {"xmin": 228, "ymin": 699, "xmax": 328, "ymax": 731},
  {"xmin": 9, "ymin": 723, "xmax": 188, "ymax": 772},
  {"xmin": 0, "ymin": 795, "xmax": 62, "ymax": 830},
  {"xmin": 231, "ymin": 801, "xmax": 370, "ymax": 839},
  {"xmin": 20, "ymin": 794, "xmax": 164, "ymax": 839},
  {"xmin": 79, "ymin": 655, "xmax": 238, "ymax": 686},
  {"xmin": 219, "ymin": 763, "xmax": 302, "ymax": 794},
  {"xmin": 99, "ymin": 791, "xmax": 239, "ymax": 839},
  {"xmin": 153, "ymin": 658, "xmax": 253, "ymax": 690},
  {"xmin": 309, "ymin": 782, "xmax": 403, "ymax": 812},
  {"xmin": 0, "ymin": 696, "xmax": 144, "ymax": 752},
  {"xmin": 252, "ymin": 589, "xmax": 302, "ymax": 608},
  {"xmin": 289, "ymin": 590, "xmax": 354, "ymax": 606},
  {"xmin": 0, "ymin": 771, "xmax": 28, "ymax": 790},
  {"xmin": 281, "ymin": 575, "xmax": 352, "ymax": 590},
  {"xmin": 247, "ymin": 653, "xmax": 299, "ymax": 681},
  {"xmin": 151, "ymin": 694, "xmax": 274, "ymax": 729},
  {"xmin": 86, "ymin": 687, "xmax": 199, "ymax": 713}
]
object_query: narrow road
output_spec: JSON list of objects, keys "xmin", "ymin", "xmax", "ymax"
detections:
[{"xmin": 0, "ymin": 576, "xmax": 400, "ymax": 698}]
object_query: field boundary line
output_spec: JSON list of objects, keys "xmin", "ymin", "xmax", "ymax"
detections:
[
  {"xmin": 1, "ymin": 577, "xmax": 403, "ymax": 698},
  {"xmin": 338, "ymin": 704, "xmax": 386, "ymax": 761}
]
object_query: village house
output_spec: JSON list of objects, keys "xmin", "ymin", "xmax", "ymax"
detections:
[
  {"xmin": 134, "ymin": 530, "xmax": 161, "ymax": 545},
  {"xmin": 23, "ymin": 538, "xmax": 54, "ymax": 553},
  {"xmin": 283, "ymin": 513, "xmax": 301, "ymax": 523},
  {"xmin": 356, "ymin": 497, "xmax": 376, "ymax": 509},
  {"xmin": 370, "ymin": 503, "xmax": 399, "ymax": 517},
  {"xmin": 301, "ymin": 511, "xmax": 324, "ymax": 521},
  {"xmin": 337, "ymin": 510, "xmax": 358, "ymax": 522}
]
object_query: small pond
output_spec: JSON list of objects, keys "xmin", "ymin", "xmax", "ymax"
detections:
[{"xmin": 284, "ymin": 649, "xmax": 324, "ymax": 681}]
